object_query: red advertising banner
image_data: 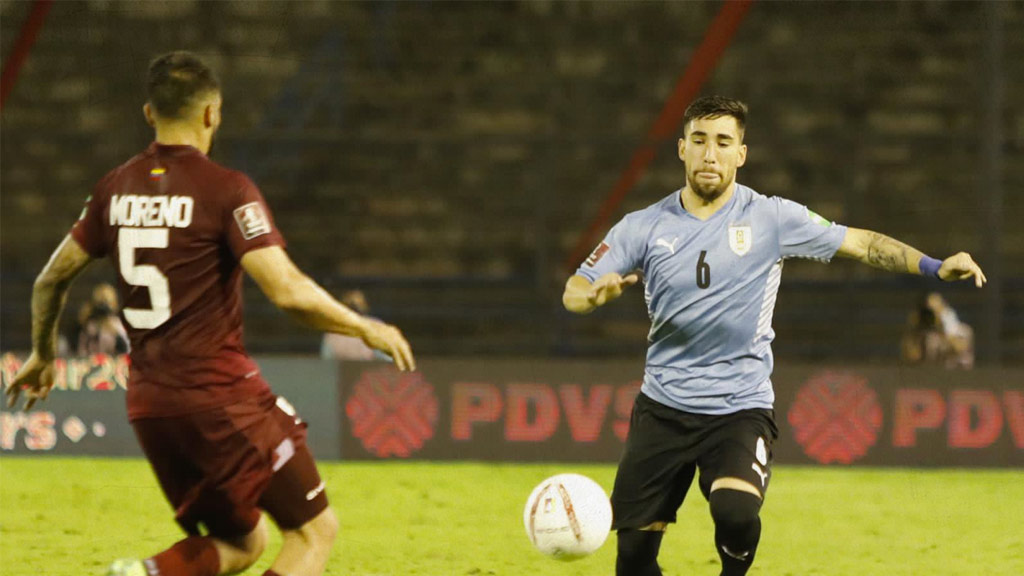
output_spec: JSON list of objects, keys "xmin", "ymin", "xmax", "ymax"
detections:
[
  {"xmin": 4, "ymin": 353, "xmax": 1020, "ymax": 466},
  {"xmin": 339, "ymin": 359, "xmax": 643, "ymax": 461},
  {"xmin": 1, "ymin": 353, "xmax": 342, "ymax": 459},
  {"xmin": 0, "ymin": 353, "xmax": 135, "ymax": 455},
  {"xmin": 774, "ymin": 368, "xmax": 1024, "ymax": 467},
  {"xmin": 338, "ymin": 360, "xmax": 1024, "ymax": 467}
]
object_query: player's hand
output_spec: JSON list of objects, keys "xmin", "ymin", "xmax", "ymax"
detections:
[
  {"xmin": 359, "ymin": 318, "xmax": 416, "ymax": 372},
  {"xmin": 588, "ymin": 273, "xmax": 639, "ymax": 307},
  {"xmin": 5, "ymin": 352, "xmax": 55, "ymax": 411},
  {"xmin": 938, "ymin": 252, "xmax": 987, "ymax": 288}
]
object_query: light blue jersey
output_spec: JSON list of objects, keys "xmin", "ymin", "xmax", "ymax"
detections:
[{"xmin": 577, "ymin": 184, "xmax": 847, "ymax": 415}]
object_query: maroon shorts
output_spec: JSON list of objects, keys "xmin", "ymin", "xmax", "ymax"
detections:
[{"xmin": 132, "ymin": 392, "xmax": 329, "ymax": 538}]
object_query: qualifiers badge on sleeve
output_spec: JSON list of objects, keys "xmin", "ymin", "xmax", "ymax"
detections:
[
  {"xmin": 585, "ymin": 242, "xmax": 610, "ymax": 267},
  {"xmin": 807, "ymin": 209, "xmax": 832, "ymax": 227},
  {"xmin": 233, "ymin": 202, "xmax": 272, "ymax": 240}
]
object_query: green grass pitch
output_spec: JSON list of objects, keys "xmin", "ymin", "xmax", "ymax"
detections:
[{"xmin": 1, "ymin": 458, "xmax": 1022, "ymax": 575}]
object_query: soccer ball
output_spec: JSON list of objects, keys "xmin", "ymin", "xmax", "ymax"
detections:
[{"xmin": 523, "ymin": 473, "xmax": 613, "ymax": 561}]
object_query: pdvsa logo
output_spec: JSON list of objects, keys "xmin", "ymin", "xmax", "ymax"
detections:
[
  {"xmin": 787, "ymin": 371, "xmax": 883, "ymax": 464},
  {"xmin": 345, "ymin": 368, "xmax": 439, "ymax": 458}
]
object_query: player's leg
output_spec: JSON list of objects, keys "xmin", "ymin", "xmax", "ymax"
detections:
[
  {"xmin": 113, "ymin": 415, "xmax": 270, "ymax": 576},
  {"xmin": 611, "ymin": 393, "xmax": 700, "ymax": 576},
  {"xmin": 257, "ymin": 400, "xmax": 336, "ymax": 576},
  {"xmin": 258, "ymin": 451, "xmax": 336, "ymax": 576},
  {"xmin": 697, "ymin": 409, "xmax": 777, "ymax": 576},
  {"xmin": 616, "ymin": 525, "xmax": 667, "ymax": 576},
  {"xmin": 163, "ymin": 480, "xmax": 272, "ymax": 575},
  {"xmin": 109, "ymin": 520, "xmax": 268, "ymax": 576},
  {"xmin": 133, "ymin": 517, "xmax": 267, "ymax": 576},
  {"xmin": 708, "ymin": 480, "xmax": 763, "ymax": 576},
  {"xmin": 264, "ymin": 507, "xmax": 339, "ymax": 576},
  {"xmin": 210, "ymin": 516, "xmax": 270, "ymax": 573}
]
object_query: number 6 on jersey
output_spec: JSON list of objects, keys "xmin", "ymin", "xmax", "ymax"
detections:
[{"xmin": 696, "ymin": 250, "xmax": 711, "ymax": 289}]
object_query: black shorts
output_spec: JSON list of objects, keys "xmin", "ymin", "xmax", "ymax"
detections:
[{"xmin": 610, "ymin": 392, "xmax": 778, "ymax": 530}]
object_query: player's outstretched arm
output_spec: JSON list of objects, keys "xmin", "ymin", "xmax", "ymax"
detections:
[
  {"xmin": 562, "ymin": 272, "xmax": 639, "ymax": 314},
  {"xmin": 6, "ymin": 236, "xmax": 94, "ymax": 410},
  {"xmin": 835, "ymin": 227, "xmax": 987, "ymax": 287},
  {"xmin": 241, "ymin": 246, "xmax": 415, "ymax": 371}
]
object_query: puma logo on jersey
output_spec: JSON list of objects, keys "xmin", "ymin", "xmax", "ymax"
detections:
[
  {"xmin": 656, "ymin": 237, "xmax": 679, "ymax": 254},
  {"xmin": 306, "ymin": 480, "xmax": 327, "ymax": 501}
]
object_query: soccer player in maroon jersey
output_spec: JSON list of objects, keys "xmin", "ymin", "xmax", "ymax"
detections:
[{"xmin": 6, "ymin": 51, "xmax": 415, "ymax": 576}]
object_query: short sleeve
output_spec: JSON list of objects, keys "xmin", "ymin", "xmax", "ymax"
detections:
[
  {"xmin": 225, "ymin": 174, "xmax": 286, "ymax": 259},
  {"xmin": 575, "ymin": 213, "xmax": 645, "ymax": 282},
  {"xmin": 69, "ymin": 178, "xmax": 111, "ymax": 258},
  {"xmin": 775, "ymin": 197, "xmax": 847, "ymax": 261}
]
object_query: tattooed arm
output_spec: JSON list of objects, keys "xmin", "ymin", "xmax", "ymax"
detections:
[
  {"xmin": 31, "ymin": 237, "xmax": 93, "ymax": 359},
  {"xmin": 836, "ymin": 228, "xmax": 987, "ymax": 287},
  {"xmin": 6, "ymin": 236, "xmax": 93, "ymax": 409},
  {"xmin": 836, "ymin": 228, "xmax": 922, "ymax": 274}
]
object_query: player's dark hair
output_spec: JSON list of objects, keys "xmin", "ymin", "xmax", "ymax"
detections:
[
  {"xmin": 682, "ymin": 96, "xmax": 748, "ymax": 137},
  {"xmin": 147, "ymin": 51, "xmax": 220, "ymax": 120}
]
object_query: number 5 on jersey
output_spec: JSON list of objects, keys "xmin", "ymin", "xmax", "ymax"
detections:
[{"xmin": 118, "ymin": 227, "xmax": 171, "ymax": 329}]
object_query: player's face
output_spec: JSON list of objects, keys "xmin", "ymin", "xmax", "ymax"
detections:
[{"xmin": 678, "ymin": 115, "xmax": 747, "ymax": 202}]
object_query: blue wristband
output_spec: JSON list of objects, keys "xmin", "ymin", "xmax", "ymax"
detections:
[{"xmin": 919, "ymin": 256, "xmax": 942, "ymax": 279}]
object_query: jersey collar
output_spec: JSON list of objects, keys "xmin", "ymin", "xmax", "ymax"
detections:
[
  {"xmin": 147, "ymin": 142, "xmax": 205, "ymax": 157},
  {"xmin": 674, "ymin": 184, "xmax": 742, "ymax": 223}
]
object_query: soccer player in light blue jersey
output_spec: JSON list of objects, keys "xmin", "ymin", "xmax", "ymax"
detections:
[{"xmin": 562, "ymin": 96, "xmax": 986, "ymax": 576}]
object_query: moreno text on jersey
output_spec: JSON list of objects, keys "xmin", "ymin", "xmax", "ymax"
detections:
[{"xmin": 109, "ymin": 194, "xmax": 194, "ymax": 228}]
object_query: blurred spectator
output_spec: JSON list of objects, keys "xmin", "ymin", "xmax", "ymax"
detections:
[
  {"xmin": 75, "ymin": 283, "xmax": 130, "ymax": 356},
  {"xmin": 901, "ymin": 292, "xmax": 974, "ymax": 369},
  {"xmin": 320, "ymin": 290, "xmax": 383, "ymax": 361}
]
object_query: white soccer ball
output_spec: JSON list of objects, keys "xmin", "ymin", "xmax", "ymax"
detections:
[{"xmin": 523, "ymin": 473, "xmax": 613, "ymax": 561}]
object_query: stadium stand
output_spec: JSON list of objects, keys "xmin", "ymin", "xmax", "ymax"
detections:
[{"xmin": 1, "ymin": 1, "xmax": 1021, "ymax": 360}]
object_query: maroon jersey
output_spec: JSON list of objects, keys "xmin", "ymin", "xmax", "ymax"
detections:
[{"xmin": 71, "ymin": 143, "xmax": 284, "ymax": 420}]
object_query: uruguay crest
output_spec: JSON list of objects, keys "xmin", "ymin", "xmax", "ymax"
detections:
[{"xmin": 729, "ymin": 225, "xmax": 752, "ymax": 256}]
